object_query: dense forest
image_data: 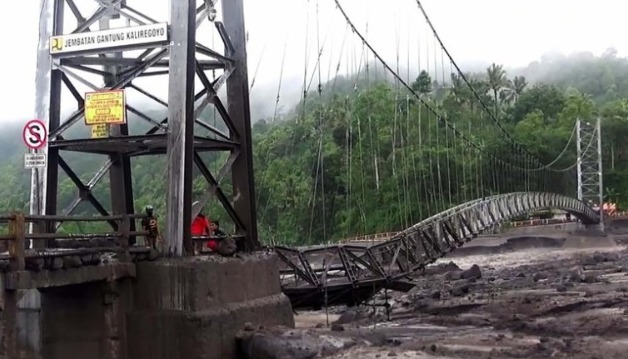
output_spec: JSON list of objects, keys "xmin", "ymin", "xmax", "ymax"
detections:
[{"xmin": 1, "ymin": 50, "xmax": 628, "ymax": 245}]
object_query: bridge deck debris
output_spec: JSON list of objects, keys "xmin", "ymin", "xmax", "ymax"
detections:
[{"xmin": 271, "ymin": 229, "xmax": 628, "ymax": 359}]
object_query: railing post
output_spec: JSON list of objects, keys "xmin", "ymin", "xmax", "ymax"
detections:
[
  {"xmin": 119, "ymin": 215, "xmax": 131, "ymax": 262},
  {"xmin": 32, "ymin": 219, "xmax": 46, "ymax": 249},
  {"xmin": 9, "ymin": 213, "xmax": 25, "ymax": 271}
]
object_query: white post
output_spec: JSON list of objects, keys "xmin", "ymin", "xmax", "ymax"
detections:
[{"xmin": 30, "ymin": 0, "xmax": 55, "ymax": 244}]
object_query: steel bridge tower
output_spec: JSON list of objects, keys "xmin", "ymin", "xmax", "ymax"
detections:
[
  {"xmin": 576, "ymin": 118, "xmax": 604, "ymax": 229},
  {"xmin": 32, "ymin": 0, "xmax": 259, "ymax": 256}
]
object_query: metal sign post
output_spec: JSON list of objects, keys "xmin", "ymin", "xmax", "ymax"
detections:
[
  {"xmin": 24, "ymin": 118, "xmax": 48, "ymax": 249},
  {"xmin": 23, "ymin": 119, "xmax": 48, "ymax": 216}
]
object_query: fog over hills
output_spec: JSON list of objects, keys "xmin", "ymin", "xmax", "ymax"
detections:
[{"xmin": 2, "ymin": 48, "xmax": 625, "ymax": 135}]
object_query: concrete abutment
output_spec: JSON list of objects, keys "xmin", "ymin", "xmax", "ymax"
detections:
[
  {"xmin": 1, "ymin": 253, "xmax": 294, "ymax": 359},
  {"xmin": 128, "ymin": 253, "xmax": 295, "ymax": 359}
]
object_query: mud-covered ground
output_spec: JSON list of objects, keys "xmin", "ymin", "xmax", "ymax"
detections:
[{"xmin": 264, "ymin": 224, "xmax": 628, "ymax": 359}]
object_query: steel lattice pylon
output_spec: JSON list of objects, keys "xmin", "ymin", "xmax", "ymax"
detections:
[
  {"xmin": 33, "ymin": 0, "xmax": 259, "ymax": 255},
  {"xmin": 576, "ymin": 118, "xmax": 603, "ymax": 226}
]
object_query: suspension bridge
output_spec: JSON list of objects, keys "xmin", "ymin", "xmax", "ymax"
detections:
[
  {"xmin": 253, "ymin": 0, "xmax": 604, "ymax": 308},
  {"xmin": 0, "ymin": 0, "xmax": 606, "ymax": 358}
]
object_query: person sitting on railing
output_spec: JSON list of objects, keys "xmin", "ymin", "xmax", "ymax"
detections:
[
  {"xmin": 141, "ymin": 205, "xmax": 161, "ymax": 250},
  {"xmin": 206, "ymin": 220, "xmax": 226, "ymax": 252},
  {"xmin": 191, "ymin": 203, "xmax": 212, "ymax": 255},
  {"xmin": 210, "ymin": 220, "xmax": 226, "ymax": 237}
]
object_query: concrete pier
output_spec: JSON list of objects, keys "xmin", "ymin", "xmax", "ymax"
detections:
[
  {"xmin": 3, "ymin": 253, "xmax": 294, "ymax": 359},
  {"xmin": 127, "ymin": 253, "xmax": 294, "ymax": 359}
]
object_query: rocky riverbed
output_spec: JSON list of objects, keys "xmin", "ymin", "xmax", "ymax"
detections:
[{"xmin": 239, "ymin": 227, "xmax": 628, "ymax": 359}]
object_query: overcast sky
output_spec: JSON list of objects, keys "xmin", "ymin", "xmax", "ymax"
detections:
[{"xmin": 0, "ymin": 0, "xmax": 626, "ymax": 125}]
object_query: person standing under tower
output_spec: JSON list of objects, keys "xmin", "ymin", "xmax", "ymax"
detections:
[{"xmin": 141, "ymin": 205, "xmax": 161, "ymax": 250}]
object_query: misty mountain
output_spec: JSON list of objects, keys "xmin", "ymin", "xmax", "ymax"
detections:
[
  {"xmin": 508, "ymin": 48, "xmax": 628, "ymax": 103},
  {"xmin": 1, "ymin": 51, "xmax": 622, "ymax": 165}
]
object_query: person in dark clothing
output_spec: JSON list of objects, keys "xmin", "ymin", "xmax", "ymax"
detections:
[
  {"xmin": 210, "ymin": 220, "xmax": 226, "ymax": 237},
  {"xmin": 205, "ymin": 220, "xmax": 225, "ymax": 252},
  {"xmin": 141, "ymin": 205, "xmax": 160, "ymax": 250}
]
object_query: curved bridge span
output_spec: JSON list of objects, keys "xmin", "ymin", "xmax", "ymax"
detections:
[{"xmin": 275, "ymin": 192, "xmax": 600, "ymax": 309}]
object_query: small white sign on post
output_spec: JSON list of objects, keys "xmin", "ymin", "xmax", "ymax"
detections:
[{"xmin": 24, "ymin": 153, "xmax": 47, "ymax": 169}]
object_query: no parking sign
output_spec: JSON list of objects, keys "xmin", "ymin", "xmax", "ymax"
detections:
[{"xmin": 22, "ymin": 119, "xmax": 48, "ymax": 150}]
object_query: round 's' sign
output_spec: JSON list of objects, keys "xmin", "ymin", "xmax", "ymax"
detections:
[{"xmin": 23, "ymin": 119, "xmax": 48, "ymax": 150}]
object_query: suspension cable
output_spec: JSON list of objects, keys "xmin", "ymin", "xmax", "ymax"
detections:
[
  {"xmin": 529, "ymin": 123, "xmax": 577, "ymax": 171},
  {"xmin": 413, "ymin": 0, "xmax": 545, "ymax": 168},
  {"xmin": 333, "ymin": 0, "xmax": 527, "ymax": 171}
]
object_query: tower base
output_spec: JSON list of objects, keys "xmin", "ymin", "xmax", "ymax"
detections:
[{"xmin": 127, "ymin": 253, "xmax": 295, "ymax": 359}]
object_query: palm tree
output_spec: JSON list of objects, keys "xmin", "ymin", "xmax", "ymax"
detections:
[
  {"xmin": 604, "ymin": 187, "xmax": 620, "ymax": 203},
  {"xmin": 469, "ymin": 77, "xmax": 490, "ymax": 113},
  {"xmin": 499, "ymin": 76, "xmax": 527, "ymax": 106},
  {"xmin": 486, "ymin": 63, "xmax": 508, "ymax": 117},
  {"xmin": 450, "ymin": 73, "xmax": 466, "ymax": 106},
  {"xmin": 512, "ymin": 76, "xmax": 528, "ymax": 100}
]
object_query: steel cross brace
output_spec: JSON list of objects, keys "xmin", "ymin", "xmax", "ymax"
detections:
[{"xmin": 54, "ymin": 43, "xmax": 237, "ymax": 225}]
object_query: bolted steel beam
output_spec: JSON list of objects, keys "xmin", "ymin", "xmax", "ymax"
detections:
[
  {"xmin": 165, "ymin": 0, "xmax": 197, "ymax": 256},
  {"xmin": 222, "ymin": 0, "xmax": 260, "ymax": 251}
]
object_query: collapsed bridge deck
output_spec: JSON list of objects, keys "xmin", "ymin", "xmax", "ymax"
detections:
[{"xmin": 275, "ymin": 192, "xmax": 600, "ymax": 309}]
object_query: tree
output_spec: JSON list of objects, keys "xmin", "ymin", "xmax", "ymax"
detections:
[
  {"xmin": 510, "ymin": 84, "xmax": 565, "ymax": 124},
  {"xmin": 486, "ymin": 63, "xmax": 508, "ymax": 117},
  {"xmin": 497, "ymin": 76, "xmax": 527, "ymax": 108},
  {"xmin": 412, "ymin": 70, "xmax": 432, "ymax": 95},
  {"xmin": 605, "ymin": 187, "xmax": 620, "ymax": 202}
]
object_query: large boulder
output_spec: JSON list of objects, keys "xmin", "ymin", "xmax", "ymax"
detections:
[
  {"xmin": 460, "ymin": 264, "xmax": 482, "ymax": 280},
  {"xmin": 236, "ymin": 324, "xmax": 357, "ymax": 359},
  {"xmin": 236, "ymin": 325, "xmax": 319, "ymax": 359}
]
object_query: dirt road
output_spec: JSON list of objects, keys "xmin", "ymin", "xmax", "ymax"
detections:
[{"xmin": 286, "ymin": 226, "xmax": 628, "ymax": 359}]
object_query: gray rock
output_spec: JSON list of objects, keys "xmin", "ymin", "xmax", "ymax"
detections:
[
  {"xmin": 533, "ymin": 272, "xmax": 549, "ymax": 282},
  {"xmin": 567, "ymin": 270, "xmax": 584, "ymax": 283},
  {"xmin": 444, "ymin": 270, "xmax": 462, "ymax": 281},
  {"xmin": 218, "ymin": 236, "xmax": 237, "ymax": 256},
  {"xmin": 237, "ymin": 328, "xmax": 319, "ymax": 359},
  {"xmin": 318, "ymin": 335, "xmax": 356, "ymax": 356},
  {"xmin": 582, "ymin": 274, "xmax": 598, "ymax": 283},
  {"xmin": 461, "ymin": 264, "xmax": 482, "ymax": 280},
  {"xmin": 451, "ymin": 283, "xmax": 470, "ymax": 297},
  {"xmin": 330, "ymin": 323, "xmax": 344, "ymax": 332}
]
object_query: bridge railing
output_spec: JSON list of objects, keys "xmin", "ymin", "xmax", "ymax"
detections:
[
  {"xmin": 0, "ymin": 213, "xmax": 149, "ymax": 271},
  {"xmin": 510, "ymin": 217, "xmax": 577, "ymax": 228},
  {"xmin": 191, "ymin": 234, "xmax": 246, "ymax": 253},
  {"xmin": 340, "ymin": 231, "xmax": 400, "ymax": 244}
]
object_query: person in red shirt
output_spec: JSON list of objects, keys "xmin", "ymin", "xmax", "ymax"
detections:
[
  {"xmin": 191, "ymin": 202, "xmax": 218, "ymax": 253},
  {"xmin": 191, "ymin": 205, "xmax": 212, "ymax": 254},
  {"xmin": 191, "ymin": 213, "xmax": 210, "ymax": 236}
]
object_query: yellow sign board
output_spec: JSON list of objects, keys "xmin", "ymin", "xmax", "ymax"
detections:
[
  {"xmin": 84, "ymin": 90, "xmax": 126, "ymax": 125},
  {"xmin": 91, "ymin": 124, "xmax": 110, "ymax": 139}
]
